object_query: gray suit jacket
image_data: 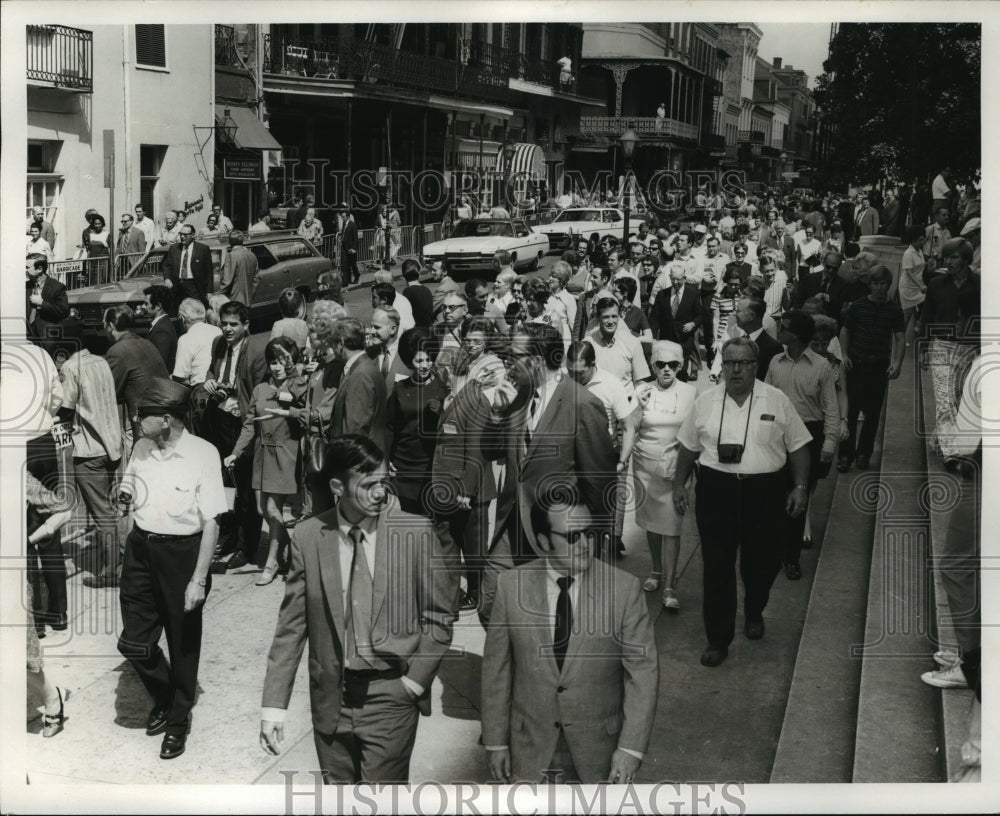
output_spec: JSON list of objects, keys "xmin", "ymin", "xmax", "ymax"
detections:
[
  {"xmin": 481, "ymin": 559, "xmax": 658, "ymax": 782},
  {"xmin": 261, "ymin": 506, "xmax": 460, "ymax": 734}
]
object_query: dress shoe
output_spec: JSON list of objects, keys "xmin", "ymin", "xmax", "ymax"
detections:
[
  {"xmin": 50, "ymin": 612, "xmax": 68, "ymax": 631},
  {"xmin": 801, "ymin": 536, "xmax": 812, "ymax": 550},
  {"xmin": 159, "ymin": 733, "xmax": 186, "ymax": 760},
  {"xmin": 227, "ymin": 551, "xmax": 248, "ymax": 570},
  {"xmin": 255, "ymin": 564, "xmax": 278, "ymax": 586},
  {"xmin": 837, "ymin": 456, "xmax": 852, "ymax": 473},
  {"xmin": 83, "ymin": 571, "xmax": 119, "ymax": 589},
  {"xmin": 42, "ymin": 687, "xmax": 69, "ymax": 738},
  {"xmin": 700, "ymin": 645, "xmax": 728, "ymax": 667},
  {"xmin": 855, "ymin": 454, "xmax": 870, "ymax": 469},
  {"xmin": 745, "ymin": 619, "xmax": 765, "ymax": 640},
  {"xmin": 458, "ymin": 591, "xmax": 478, "ymax": 612},
  {"xmin": 209, "ymin": 558, "xmax": 229, "ymax": 575},
  {"xmin": 785, "ymin": 563, "xmax": 803, "ymax": 581},
  {"xmin": 145, "ymin": 704, "xmax": 169, "ymax": 736}
]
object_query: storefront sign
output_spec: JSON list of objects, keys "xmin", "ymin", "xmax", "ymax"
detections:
[{"xmin": 223, "ymin": 156, "xmax": 262, "ymax": 180}]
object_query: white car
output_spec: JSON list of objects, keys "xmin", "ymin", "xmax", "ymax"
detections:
[
  {"xmin": 422, "ymin": 219, "xmax": 549, "ymax": 278},
  {"xmin": 534, "ymin": 207, "xmax": 627, "ymax": 253}
]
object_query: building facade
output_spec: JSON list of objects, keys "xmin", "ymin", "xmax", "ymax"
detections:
[
  {"xmin": 26, "ymin": 24, "xmax": 216, "ymax": 258},
  {"xmin": 769, "ymin": 57, "xmax": 816, "ymax": 186}
]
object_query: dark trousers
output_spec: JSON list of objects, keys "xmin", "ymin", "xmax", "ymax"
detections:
[
  {"xmin": 344, "ymin": 252, "xmax": 360, "ymax": 284},
  {"xmin": 843, "ymin": 357, "xmax": 889, "ymax": 461},
  {"xmin": 434, "ymin": 502, "xmax": 488, "ymax": 599},
  {"xmin": 695, "ymin": 466, "xmax": 786, "ymax": 647},
  {"xmin": 783, "ymin": 421, "xmax": 826, "ymax": 567},
  {"xmin": 313, "ymin": 676, "xmax": 420, "ymax": 783},
  {"xmin": 26, "ymin": 433, "xmax": 67, "ymax": 620},
  {"xmin": 209, "ymin": 407, "xmax": 261, "ymax": 562},
  {"xmin": 117, "ymin": 526, "xmax": 210, "ymax": 735},
  {"xmin": 73, "ymin": 454, "xmax": 121, "ymax": 574}
]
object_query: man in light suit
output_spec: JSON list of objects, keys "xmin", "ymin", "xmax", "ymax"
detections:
[
  {"xmin": 260, "ymin": 435, "xmax": 460, "ymax": 783},
  {"xmin": 327, "ymin": 318, "xmax": 388, "ymax": 453},
  {"xmin": 853, "ymin": 195, "xmax": 879, "ymax": 238},
  {"xmin": 479, "ymin": 324, "xmax": 617, "ymax": 626},
  {"xmin": 482, "ymin": 492, "xmax": 658, "ymax": 783},
  {"xmin": 219, "ymin": 230, "xmax": 260, "ymax": 310},
  {"xmin": 163, "ymin": 224, "xmax": 214, "ymax": 308}
]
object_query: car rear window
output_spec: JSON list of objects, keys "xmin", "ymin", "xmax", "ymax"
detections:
[
  {"xmin": 264, "ymin": 239, "xmax": 318, "ymax": 261},
  {"xmin": 249, "ymin": 245, "xmax": 278, "ymax": 270}
]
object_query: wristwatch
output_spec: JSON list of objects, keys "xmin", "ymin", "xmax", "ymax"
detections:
[{"xmin": 193, "ymin": 577, "xmax": 207, "ymax": 587}]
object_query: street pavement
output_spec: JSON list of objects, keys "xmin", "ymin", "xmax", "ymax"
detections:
[{"xmin": 22, "ymin": 255, "xmax": 838, "ymax": 785}]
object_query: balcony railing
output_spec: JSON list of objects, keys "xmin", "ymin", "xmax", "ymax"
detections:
[
  {"xmin": 738, "ymin": 130, "xmax": 765, "ymax": 144},
  {"xmin": 770, "ymin": 139, "xmax": 785, "ymax": 151},
  {"xmin": 579, "ymin": 116, "xmax": 699, "ymax": 142},
  {"xmin": 215, "ymin": 25, "xmax": 239, "ymax": 67},
  {"xmin": 512, "ymin": 52, "xmax": 578, "ymax": 95},
  {"xmin": 263, "ymin": 34, "xmax": 533, "ymax": 102},
  {"xmin": 26, "ymin": 25, "xmax": 93, "ymax": 93}
]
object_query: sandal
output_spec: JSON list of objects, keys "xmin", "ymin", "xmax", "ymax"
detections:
[
  {"xmin": 642, "ymin": 573, "xmax": 662, "ymax": 592},
  {"xmin": 255, "ymin": 564, "xmax": 279, "ymax": 587},
  {"xmin": 662, "ymin": 587, "xmax": 680, "ymax": 610},
  {"xmin": 42, "ymin": 687, "xmax": 69, "ymax": 738}
]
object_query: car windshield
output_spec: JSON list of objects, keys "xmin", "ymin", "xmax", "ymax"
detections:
[
  {"xmin": 451, "ymin": 221, "xmax": 513, "ymax": 238},
  {"xmin": 554, "ymin": 210, "xmax": 601, "ymax": 223}
]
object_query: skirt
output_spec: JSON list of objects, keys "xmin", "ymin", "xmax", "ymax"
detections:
[{"xmin": 632, "ymin": 452, "xmax": 683, "ymax": 536}]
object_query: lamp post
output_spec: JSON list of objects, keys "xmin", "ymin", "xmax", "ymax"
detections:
[
  {"xmin": 503, "ymin": 138, "xmax": 516, "ymax": 214},
  {"xmin": 619, "ymin": 128, "xmax": 639, "ymax": 246}
]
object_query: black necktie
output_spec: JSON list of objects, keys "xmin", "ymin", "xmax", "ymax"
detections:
[
  {"xmin": 554, "ymin": 575, "xmax": 573, "ymax": 672},
  {"xmin": 222, "ymin": 344, "xmax": 234, "ymax": 385},
  {"xmin": 524, "ymin": 390, "xmax": 540, "ymax": 448}
]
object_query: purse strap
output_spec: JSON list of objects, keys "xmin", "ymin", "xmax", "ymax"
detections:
[{"xmin": 306, "ymin": 370, "xmax": 325, "ymax": 438}]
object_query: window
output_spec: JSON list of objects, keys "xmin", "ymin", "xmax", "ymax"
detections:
[
  {"xmin": 249, "ymin": 245, "xmax": 278, "ymax": 270},
  {"xmin": 135, "ymin": 24, "xmax": 166, "ymax": 68},
  {"xmin": 26, "ymin": 139, "xmax": 63, "ymax": 249},
  {"xmin": 264, "ymin": 239, "xmax": 317, "ymax": 262},
  {"xmin": 140, "ymin": 144, "xmax": 166, "ymax": 217}
]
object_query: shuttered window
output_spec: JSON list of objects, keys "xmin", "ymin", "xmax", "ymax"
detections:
[{"xmin": 135, "ymin": 24, "xmax": 166, "ymax": 68}]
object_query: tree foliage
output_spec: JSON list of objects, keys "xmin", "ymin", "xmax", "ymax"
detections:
[{"xmin": 813, "ymin": 23, "xmax": 980, "ymax": 187}]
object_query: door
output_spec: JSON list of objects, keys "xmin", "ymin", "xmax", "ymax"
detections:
[{"xmin": 226, "ymin": 181, "xmax": 254, "ymax": 231}]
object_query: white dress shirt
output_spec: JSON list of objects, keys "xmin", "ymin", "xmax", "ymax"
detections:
[{"xmin": 173, "ymin": 321, "xmax": 223, "ymax": 385}]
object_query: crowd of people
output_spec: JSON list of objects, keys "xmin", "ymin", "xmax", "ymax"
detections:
[{"xmin": 18, "ymin": 173, "xmax": 980, "ymax": 782}]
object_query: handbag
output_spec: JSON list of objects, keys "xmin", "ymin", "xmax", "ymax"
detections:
[
  {"xmin": 657, "ymin": 441, "xmax": 680, "ymax": 479},
  {"xmin": 302, "ymin": 384, "xmax": 327, "ymax": 476}
]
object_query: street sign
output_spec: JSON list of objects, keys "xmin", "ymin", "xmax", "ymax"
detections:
[
  {"xmin": 223, "ymin": 156, "xmax": 262, "ymax": 180},
  {"xmin": 51, "ymin": 260, "xmax": 84, "ymax": 275}
]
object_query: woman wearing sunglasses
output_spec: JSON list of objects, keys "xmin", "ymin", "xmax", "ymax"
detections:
[{"xmin": 632, "ymin": 340, "xmax": 697, "ymax": 609}]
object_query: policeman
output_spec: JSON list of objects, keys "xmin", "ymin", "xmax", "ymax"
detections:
[
  {"xmin": 117, "ymin": 378, "xmax": 228, "ymax": 759},
  {"xmin": 672, "ymin": 337, "xmax": 812, "ymax": 668}
]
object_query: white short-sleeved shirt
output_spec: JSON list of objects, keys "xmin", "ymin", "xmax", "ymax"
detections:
[
  {"xmin": 585, "ymin": 367, "xmax": 638, "ymax": 437},
  {"xmin": 586, "ymin": 327, "xmax": 651, "ymax": 390},
  {"xmin": 123, "ymin": 429, "xmax": 229, "ymax": 535},
  {"xmin": 677, "ymin": 381, "xmax": 812, "ymax": 474},
  {"xmin": 173, "ymin": 321, "xmax": 223, "ymax": 386}
]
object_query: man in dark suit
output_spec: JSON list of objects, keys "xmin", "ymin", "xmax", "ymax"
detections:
[
  {"xmin": 482, "ymin": 492, "xmax": 658, "ymax": 783},
  {"xmin": 367, "ymin": 308, "xmax": 409, "ymax": 398},
  {"xmin": 201, "ymin": 300, "xmax": 268, "ymax": 569},
  {"xmin": 25, "ymin": 254, "xmax": 69, "ymax": 342},
  {"xmin": 734, "ymin": 296, "xmax": 782, "ymax": 380},
  {"xmin": 794, "ymin": 251, "xmax": 857, "ymax": 326},
  {"xmin": 648, "ymin": 264, "xmax": 703, "ymax": 381},
  {"xmin": 259, "ymin": 435, "xmax": 459, "ymax": 783},
  {"xmin": 479, "ymin": 324, "xmax": 617, "ymax": 626},
  {"xmin": 400, "ymin": 258, "xmax": 433, "ymax": 328},
  {"xmin": 142, "ymin": 284, "xmax": 178, "ymax": 372},
  {"xmin": 340, "ymin": 211, "xmax": 360, "ymax": 285},
  {"xmin": 116, "ymin": 213, "xmax": 147, "ymax": 254},
  {"xmin": 163, "ymin": 224, "xmax": 213, "ymax": 308},
  {"xmin": 327, "ymin": 318, "xmax": 388, "ymax": 451}
]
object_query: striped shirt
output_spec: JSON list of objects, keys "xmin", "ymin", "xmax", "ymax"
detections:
[
  {"xmin": 842, "ymin": 297, "xmax": 905, "ymax": 358},
  {"xmin": 765, "ymin": 348, "xmax": 841, "ymax": 451},
  {"xmin": 60, "ymin": 349, "xmax": 123, "ymax": 461}
]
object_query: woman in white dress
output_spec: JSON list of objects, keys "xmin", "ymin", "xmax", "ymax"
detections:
[{"xmin": 632, "ymin": 340, "xmax": 697, "ymax": 609}]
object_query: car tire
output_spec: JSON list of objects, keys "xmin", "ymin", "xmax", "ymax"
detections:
[{"xmin": 527, "ymin": 253, "xmax": 539, "ymax": 272}]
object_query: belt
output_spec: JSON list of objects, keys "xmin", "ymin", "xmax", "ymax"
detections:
[
  {"xmin": 850, "ymin": 353, "xmax": 890, "ymax": 363},
  {"xmin": 134, "ymin": 526, "xmax": 201, "ymax": 542},
  {"xmin": 703, "ymin": 466, "xmax": 782, "ymax": 481},
  {"xmin": 344, "ymin": 667, "xmax": 401, "ymax": 682}
]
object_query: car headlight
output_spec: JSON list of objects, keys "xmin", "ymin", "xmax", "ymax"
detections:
[{"xmin": 68, "ymin": 307, "xmax": 80, "ymax": 320}]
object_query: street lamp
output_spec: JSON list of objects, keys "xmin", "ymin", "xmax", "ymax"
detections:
[
  {"xmin": 217, "ymin": 108, "xmax": 238, "ymax": 144},
  {"xmin": 619, "ymin": 128, "xmax": 639, "ymax": 246}
]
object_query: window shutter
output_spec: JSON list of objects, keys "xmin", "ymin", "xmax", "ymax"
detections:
[{"xmin": 135, "ymin": 24, "xmax": 166, "ymax": 67}]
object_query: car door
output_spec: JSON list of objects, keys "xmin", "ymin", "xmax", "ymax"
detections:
[{"xmin": 247, "ymin": 244, "xmax": 280, "ymax": 318}]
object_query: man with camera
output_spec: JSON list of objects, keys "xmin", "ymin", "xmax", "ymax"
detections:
[{"xmin": 671, "ymin": 337, "xmax": 813, "ymax": 668}]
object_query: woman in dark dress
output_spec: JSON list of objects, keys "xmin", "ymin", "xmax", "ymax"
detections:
[
  {"xmin": 386, "ymin": 328, "xmax": 448, "ymax": 516},
  {"xmin": 225, "ymin": 336, "xmax": 308, "ymax": 585}
]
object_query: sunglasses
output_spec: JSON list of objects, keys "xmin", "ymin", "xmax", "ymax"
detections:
[{"xmin": 653, "ymin": 360, "xmax": 682, "ymax": 371}]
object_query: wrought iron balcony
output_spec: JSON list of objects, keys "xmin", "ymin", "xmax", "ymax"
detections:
[
  {"xmin": 579, "ymin": 116, "xmax": 699, "ymax": 142},
  {"xmin": 262, "ymin": 34, "xmax": 511, "ymax": 102},
  {"xmin": 215, "ymin": 25, "xmax": 239, "ymax": 68},
  {"xmin": 26, "ymin": 25, "xmax": 93, "ymax": 93},
  {"xmin": 770, "ymin": 138, "xmax": 785, "ymax": 151},
  {"xmin": 705, "ymin": 77, "xmax": 723, "ymax": 97},
  {"xmin": 511, "ymin": 52, "xmax": 577, "ymax": 95}
]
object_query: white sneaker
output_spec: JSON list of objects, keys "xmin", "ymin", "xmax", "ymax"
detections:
[
  {"xmin": 662, "ymin": 587, "xmax": 680, "ymax": 610},
  {"xmin": 921, "ymin": 663, "xmax": 968, "ymax": 689},
  {"xmin": 934, "ymin": 649, "xmax": 960, "ymax": 667}
]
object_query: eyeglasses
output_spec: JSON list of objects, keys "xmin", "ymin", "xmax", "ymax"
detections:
[
  {"xmin": 653, "ymin": 360, "xmax": 682, "ymax": 371},
  {"xmin": 721, "ymin": 360, "xmax": 756, "ymax": 370},
  {"xmin": 442, "ymin": 303, "xmax": 465, "ymax": 311}
]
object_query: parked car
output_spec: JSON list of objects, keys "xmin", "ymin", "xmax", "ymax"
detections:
[
  {"xmin": 421, "ymin": 218, "xmax": 548, "ymax": 278},
  {"xmin": 66, "ymin": 232, "xmax": 331, "ymax": 347},
  {"xmin": 533, "ymin": 207, "xmax": 628, "ymax": 253}
]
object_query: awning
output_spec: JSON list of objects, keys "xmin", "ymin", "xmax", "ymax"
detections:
[
  {"xmin": 215, "ymin": 104, "xmax": 282, "ymax": 151},
  {"xmin": 456, "ymin": 138, "xmax": 500, "ymax": 169},
  {"xmin": 494, "ymin": 142, "xmax": 545, "ymax": 178}
]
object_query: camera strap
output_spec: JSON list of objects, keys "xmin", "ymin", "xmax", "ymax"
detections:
[{"xmin": 717, "ymin": 386, "xmax": 754, "ymax": 451}]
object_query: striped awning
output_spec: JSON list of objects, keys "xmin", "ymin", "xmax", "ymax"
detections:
[{"xmin": 494, "ymin": 142, "xmax": 545, "ymax": 178}]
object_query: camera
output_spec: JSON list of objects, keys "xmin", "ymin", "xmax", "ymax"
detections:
[{"xmin": 717, "ymin": 443, "xmax": 745, "ymax": 464}]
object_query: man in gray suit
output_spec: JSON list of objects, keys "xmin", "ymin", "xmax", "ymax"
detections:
[
  {"xmin": 260, "ymin": 435, "xmax": 459, "ymax": 783},
  {"xmin": 481, "ymin": 491, "xmax": 658, "ymax": 783},
  {"xmin": 219, "ymin": 230, "xmax": 259, "ymax": 309}
]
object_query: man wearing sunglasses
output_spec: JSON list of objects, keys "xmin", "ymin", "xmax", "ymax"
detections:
[
  {"xmin": 481, "ymin": 491, "xmax": 658, "ymax": 784},
  {"xmin": 671, "ymin": 337, "xmax": 812, "ymax": 667}
]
